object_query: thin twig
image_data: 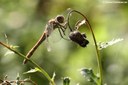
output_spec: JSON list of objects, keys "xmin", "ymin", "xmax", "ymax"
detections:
[{"xmin": 0, "ymin": 41, "xmax": 55, "ymax": 85}]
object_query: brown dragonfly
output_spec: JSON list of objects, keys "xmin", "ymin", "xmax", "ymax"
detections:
[{"xmin": 23, "ymin": 15, "xmax": 68, "ymax": 64}]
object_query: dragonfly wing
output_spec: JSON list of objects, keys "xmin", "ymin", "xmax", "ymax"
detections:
[{"xmin": 44, "ymin": 21, "xmax": 55, "ymax": 52}]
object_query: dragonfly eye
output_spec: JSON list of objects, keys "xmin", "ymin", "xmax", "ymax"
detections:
[
  {"xmin": 56, "ymin": 15, "xmax": 65, "ymax": 23},
  {"xmin": 69, "ymin": 30, "xmax": 89, "ymax": 47}
]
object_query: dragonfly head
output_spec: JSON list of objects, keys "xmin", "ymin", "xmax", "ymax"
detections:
[{"xmin": 55, "ymin": 15, "xmax": 65, "ymax": 23}]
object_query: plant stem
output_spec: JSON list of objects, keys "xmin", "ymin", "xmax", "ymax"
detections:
[
  {"xmin": 67, "ymin": 10, "xmax": 103, "ymax": 85},
  {"xmin": 0, "ymin": 41, "xmax": 55, "ymax": 85},
  {"xmin": 86, "ymin": 21, "xmax": 103, "ymax": 85}
]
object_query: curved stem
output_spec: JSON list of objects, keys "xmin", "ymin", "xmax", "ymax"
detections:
[
  {"xmin": 67, "ymin": 10, "xmax": 103, "ymax": 85},
  {"xmin": 0, "ymin": 41, "xmax": 55, "ymax": 85}
]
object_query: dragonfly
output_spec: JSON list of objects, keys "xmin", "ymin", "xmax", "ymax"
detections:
[{"xmin": 23, "ymin": 15, "xmax": 68, "ymax": 64}]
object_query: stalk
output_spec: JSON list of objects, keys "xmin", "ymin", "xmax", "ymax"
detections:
[
  {"xmin": 0, "ymin": 41, "xmax": 55, "ymax": 85},
  {"xmin": 67, "ymin": 10, "xmax": 103, "ymax": 85}
]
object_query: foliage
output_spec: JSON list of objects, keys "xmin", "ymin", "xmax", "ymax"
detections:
[{"xmin": 0, "ymin": 0, "xmax": 128, "ymax": 85}]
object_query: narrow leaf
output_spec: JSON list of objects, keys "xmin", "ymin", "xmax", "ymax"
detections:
[{"xmin": 23, "ymin": 68, "xmax": 40, "ymax": 74}]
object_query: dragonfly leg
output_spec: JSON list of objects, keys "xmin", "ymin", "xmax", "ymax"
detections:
[{"xmin": 58, "ymin": 27, "xmax": 69, "ymax": 41}]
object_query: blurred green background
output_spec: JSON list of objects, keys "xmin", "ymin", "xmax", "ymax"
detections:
[{"xmin": 0, "ymin": 0, "xmax": 128, "ymax": 85}]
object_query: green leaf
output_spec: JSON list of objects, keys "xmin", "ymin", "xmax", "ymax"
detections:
[
  {"xmin": 51, "ymin": 72, "xmax": 56, "ymax": 81},
  {"xmin": 10, "ymin": 45, "xmax": 19, "ymax": 49},
  {"xmin": 23, "ymin": 67, "xmax": 41, "ymax": 74},
  {"xmin": 4, "ymin": 45, "xmax": 19, "ymax": 56},
  {"xmin": 80, "ymin": 68, "xmax": 100, "ymax": 84},
  {"xmin": 4, "ymin": 50, "xmax": 14, "ymax": 56}
]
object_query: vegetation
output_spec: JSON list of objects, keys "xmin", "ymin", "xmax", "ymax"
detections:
[{"xmin": 0, "ymin": 0, "xmax": 128, "ymax": 85}]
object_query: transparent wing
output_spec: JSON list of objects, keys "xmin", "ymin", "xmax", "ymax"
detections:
[
  {"xmin": 45, "ymin": 21, "xmax": 54, "ymax": 52},
  {"xmin": 45, "ymin": 26, "xmax": 70, "ymax": 52}
]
